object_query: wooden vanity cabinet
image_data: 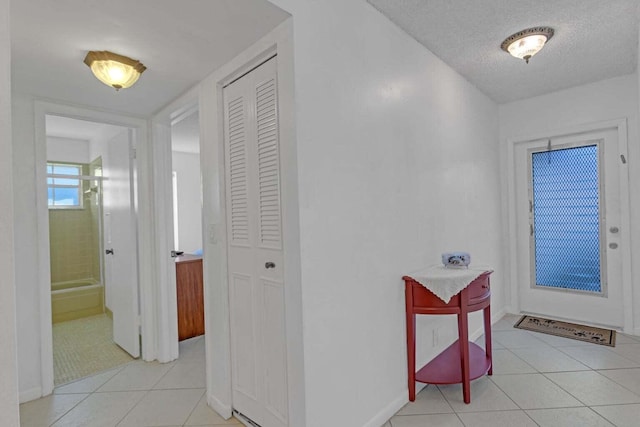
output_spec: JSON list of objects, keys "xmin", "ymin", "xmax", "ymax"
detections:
[{"xmin": 175, "ymin": 254, "xmax": 205, "ymax": 340}]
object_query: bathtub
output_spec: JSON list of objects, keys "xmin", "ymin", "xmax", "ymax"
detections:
[{"xmin": 51, "ymin": 279, "xmax": 104, "ymax": 323}]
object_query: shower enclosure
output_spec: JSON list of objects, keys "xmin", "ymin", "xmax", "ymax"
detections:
[{"xmin": 49, "ymin": 157, "xmax": 106, "ymax": 323}]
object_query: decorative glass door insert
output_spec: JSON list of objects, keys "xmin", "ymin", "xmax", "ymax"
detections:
[{"xmin": 530, "ymin": 143, "xmax": 605, "ymax": 295}]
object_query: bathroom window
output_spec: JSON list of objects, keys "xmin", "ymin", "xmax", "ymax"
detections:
[{"xmin": 47, "ymin": 162, "xmax": 83, "ymax": 208}]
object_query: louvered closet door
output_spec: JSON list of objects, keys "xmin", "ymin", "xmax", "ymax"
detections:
[{"xmin": 224, "ymin": 57, "xmax": 288, "ymax": 427}]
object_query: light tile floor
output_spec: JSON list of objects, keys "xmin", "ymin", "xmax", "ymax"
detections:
[
  {"xmin": 386, "ymin": 314, "xmax": 640, "ymax": 427},
  {"xmin": 53, "ymin": 314, "xmax": 134, "ymax": 385},
  {"xmin": 20, "ymin": 335, "xmax": 240, "ymax": 427},
  {"xmin": 22, "ymin": 315, "xmax": 640, "ymax": 427}
]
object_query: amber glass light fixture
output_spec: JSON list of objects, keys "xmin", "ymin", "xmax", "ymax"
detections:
[
  {"xmin": 501, "ymin": 27, "xmax": 554, "ymax": 64},
  {"xmin": 83, "ymin": 51, "xmax": 146, "ymax": 90}
]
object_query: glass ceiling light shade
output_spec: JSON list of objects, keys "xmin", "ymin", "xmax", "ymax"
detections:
[
  {"xmin": 83, "ymin": 51, "xmax": 146, "ymax": 90},
  {"xmin": 501, "ymin": 27, "xmax": 554, "ymax": 64}
]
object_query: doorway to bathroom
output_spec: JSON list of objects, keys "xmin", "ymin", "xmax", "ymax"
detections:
[{"xmin": 45, "ymin": 114, "xmax": 138, "ymax": 386}]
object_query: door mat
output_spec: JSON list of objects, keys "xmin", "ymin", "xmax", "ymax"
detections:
[{"xmin": 514, "ymin": 315, "xmax": 616, "ymax": 347}]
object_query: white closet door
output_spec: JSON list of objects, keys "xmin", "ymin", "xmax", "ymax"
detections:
[{"xmin": 224, "ymin": 56, "xmax": 288, "ymax": 427}]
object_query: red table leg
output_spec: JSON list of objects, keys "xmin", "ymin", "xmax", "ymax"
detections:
[
  {"xmin": 405, "ymin": 285, "xmax": 416, "ymax": 401},
  {"xmin": 484, "ymin": 304, "xmax": 493, "ymax": 375},
  {"xmin": 457, "ymin": 289, "xmax": 471, "ymax": 404}
]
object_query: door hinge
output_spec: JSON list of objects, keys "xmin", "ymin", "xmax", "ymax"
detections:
[
  {"xmin": 529, "ymin": 200, "xmax": 533, "ymax": 213},
  {"xmin": 530, "ymin": 223, "xmax": 534, "ymax": 236},
  {"xmin": 130, "ymin": 148, "xmax": 137, "ymax": 159}
]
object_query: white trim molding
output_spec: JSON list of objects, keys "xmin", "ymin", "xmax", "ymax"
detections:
[
  {"xmin": 19, "ymin": 387, "xmax": 43, "ymax": 404},
  {"xmin": 33, "ymin": 100, "xmax": 156, "ymax": 397},
  {"xmin": 0, "ymin": 0, "xmax": 20, "ymax": 421},
  {"xmin": 150, "ymin": 121, "xmax": 179, "ymax": 362}
]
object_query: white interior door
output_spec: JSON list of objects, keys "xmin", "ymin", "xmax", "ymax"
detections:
[
  {"xmin": 514, "ymin": 128, "xmax": 624, "ymax": 328},
  {"xmin": 103, "ymin": 129, "xmax": 140, "ymax": 357},
  {"xmin": 224, "ymin": 56, "xmax": 288, "ymax": 427}
]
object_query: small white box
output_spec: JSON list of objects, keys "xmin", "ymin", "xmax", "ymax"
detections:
[{"xmin": 441, "ymin": 252, "xmax": 471, "ymax": 268}]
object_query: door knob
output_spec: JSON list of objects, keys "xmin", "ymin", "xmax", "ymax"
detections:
[
  {"xmin": 609, "ymin": 243, "xmax": 618, "ymax": 249},
  {"xmin": 105, "ymin": 248, "xmax": 114, "ymax": 255},
  {"xmin": 265, "ymin": 262, "xmax": 276, "ymax": 269},
  {"xmin": 610, "ymin": 227, "xmax": 619, "ymax": 233}
]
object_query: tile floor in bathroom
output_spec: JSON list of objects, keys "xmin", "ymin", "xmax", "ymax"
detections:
[
  {"xmin": 19, "ymin": 335, "xmax": 240, "ymax": 427},
  {"xmin": 384, "ymin": 314, "xmax": 640, "ymax": 427},
  {"xmin": 20, "ymin": 314, "xmax": 640, "ymax": 426}
]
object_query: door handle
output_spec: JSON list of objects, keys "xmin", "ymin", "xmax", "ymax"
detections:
[
  {"xmin": 265, "ymin": 262, "xmax": 276, "ymax": 269},
  {"xmin": 105, "ymin": 248, "xmax": 114, "ymax": 255}
]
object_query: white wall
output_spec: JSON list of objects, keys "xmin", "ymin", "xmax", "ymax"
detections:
[
  {"xmin": 0, "ymin": 0, "xmax": 20, "ymax": 423},
  {"xmin": 46, "ymin": 136, "xmax": 90, "ymax": 164},
  {"xmin": 172, "ymin": 151, "xmax": 202, "ymax": 253},
  {"xmin": 257, "ymin": 1, "xmax": 503, "ymax": 425},
  {"xmin": 499, "ymin": 73, "xmax": 640, "ymax": 334}
]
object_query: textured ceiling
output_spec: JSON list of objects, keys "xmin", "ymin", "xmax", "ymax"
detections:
[
  {"xmin": 367, "ymin": 0, "xmax": 640, "ymax": 103},
  {"xmin": 11, "ymin": 0, "xmax": 290, "ymax": 117}
]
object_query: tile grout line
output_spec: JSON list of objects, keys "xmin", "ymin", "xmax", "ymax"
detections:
[
  {"xmin": 553, "ymin": 344, "xmax": 640, "ymax": 370},
  {"xmin": 584, "ymin": 406, "xmax": 618, "ymax": 427},
  {"xmin": 114, "ymin": 388, "xmax": 154, "ymax": 427},
  {"xmin": 180, "ymin": 388, "xmax": 207, "ymax": 427},
  {"xmin": 46, "ymin": 393, "xmax": 92, "ymax": 427},
  {"xmin": 48, "ymin": 363, "xmax": 128, "ymax": 426},
  {"xmin": 499, "ymin": 346, "xmax": 538, "ymax": 373},
  {"xmin": 592, "ymin": 370, "xmax": 640, "ymax": 400}
]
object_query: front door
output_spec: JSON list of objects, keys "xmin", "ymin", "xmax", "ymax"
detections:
[
  {"xmin": 224, "ymin": 56, "xmax": 288, "ymax": 427},
  {"xmin": 514, "ymin": 127, "xmax": 625, "ymax": 328}
]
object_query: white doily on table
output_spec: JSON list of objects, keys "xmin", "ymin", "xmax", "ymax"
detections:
[{"xmin": 406, "ymin": 265, "xmax": 493, "ymax": 303}]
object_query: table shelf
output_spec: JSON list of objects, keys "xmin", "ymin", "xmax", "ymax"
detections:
[{"xmin": 415, "ymin": 340, "xmax": 491, "ymax": 385}]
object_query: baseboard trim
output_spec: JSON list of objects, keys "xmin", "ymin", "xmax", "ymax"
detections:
[
  {"xmin": 492, "ymin": 307, "xmax": 508, "ymax": 324},
  {"xmin": 19, "ymin": 387, "xmax": 43, "ymax": 403},
  {"xmin": 208, "ymin": 393, "xmax": 233, "ymax": 420},
  {"xmin": 362, "ymin": 383, "xmax": 426, "ymax": 427}
]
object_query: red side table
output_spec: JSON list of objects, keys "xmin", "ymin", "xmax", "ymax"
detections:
[{"xmin": 403, "ymin": 271, "xmax": 493, "ymax": 404}]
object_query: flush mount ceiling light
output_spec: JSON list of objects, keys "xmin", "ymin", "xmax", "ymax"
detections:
[
  {"xmin": 501, "ymin": 27, "xmax": 554, "ymax": 64},
  {"xmin": 83, "ymin": 51, "xmax": 146, "ymax": 90}
]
